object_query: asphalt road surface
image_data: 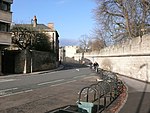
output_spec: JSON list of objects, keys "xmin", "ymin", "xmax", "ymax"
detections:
[
  {"xmin": 0, "ymin": 64, "xmax": 90, "ymax": 98},
  {"xmin": 1, "ymin": 63, "xmax": 149, "ymax": 113},
  {"xmin": 0, "ymin": 63, "xmax": 99, "ymax": 113}
]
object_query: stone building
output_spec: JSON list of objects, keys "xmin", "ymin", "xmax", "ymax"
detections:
[
  {"xmin": 13, "ymin": 16, "xmax": 59, "ymax": 54},
  {"xmin": 2, "ymin": 16, "xmax": 59, "ymax": 74},
  {"xmin": 59, "ymin": 47, "xmax": 65, "ymax": 62},
  {"xmin": 65, "ymin": 46, "xmax": 79, "ymax": 58},
  {"xmin": 13, "ymin": 16, "xmax": 59, "ymax": 62},
  {"xmin": 59, "ymin": 46, "xmax": 80, "ymax": 62},
  {"xmin": 0, "ymin": 0, "xmax": 13, "ymax": 75}
]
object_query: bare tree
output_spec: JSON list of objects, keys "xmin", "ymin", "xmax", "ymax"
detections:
[
  {"xmin": 78, "ymin": 34, "xmax": 91, "ymax": 61},
  {"xmin": 92, "ymin": 26, "xmax": 108, "ymax": 45},
  {"xmin": 11, "ymin": 26, "xmax": 52, "ymax": 51},
  {"xmin": 11, "ymin": 26, "xmax": 52, "ymax": 73},
  {"xmin": 94, "ymin": 0, "xmax": 150, "ymax": 42},
  {"xmin": 91, "ymin": 38, "xmax": 106, "ymax": 51},
  {"xmin": 78, "ymin": 33, "xmax": 106, "ymax": 52},
  {"xmin": 79, "ymin": 34, "xmax": 90, "ymax": 52},
  {"xmin": 11, "ymin": 26, "xmax": 34, "ymax": 74},
  {"xmin": 11, "ymin": 26, "xmax": 34, "ymax": 49}
]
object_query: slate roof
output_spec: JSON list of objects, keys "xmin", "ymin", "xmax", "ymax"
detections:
[{"xmin": 14, "ymin": 24, "xmax": 55, "ymax": 32}]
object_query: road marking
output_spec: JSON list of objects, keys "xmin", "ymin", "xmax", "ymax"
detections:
[
  {"xmin": 0, "ymin": 91, "xmax": 6, "ymax": 95},
  {"xmin": 50, "ymin": 72, "xmax": 57, "ymax": 74},
  {"xmin": 24, "ymin": 89, "xmax": 33, "ymax": 93},
  {"xmin": 0, "ymin": 89, "xmax": 33, "ymax": 98},
  {"xmin": 0, "ymin": 79, "xmax": 17, "ymax": 83},
  {"xmin": 76, "ymin": 69, "xmax": 80, "ymax": 71},
  {"xmin": 51, "ymin": 80, "xmax": 77, "ymax": 87},
  {"xmin": 0, "ymin": 87, "xmax": 18, "ymax": 92},
  {"xmin": 83, "ymin": 76, "xmax": 94, "ymax": 79},
  {"xmin": 37, "ymin": 79, "xmax": 65, "ymax": 86},
  {"xmin": 73, "ymin": 75, "xmax": 86, "ymax": 79}
]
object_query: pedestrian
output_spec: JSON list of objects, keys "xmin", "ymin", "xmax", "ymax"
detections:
[
  {"xmin": 89, "ymin": 62, "xmax": 93, "ymax": 69},
  {"xmin": 93, "ymin": 61, "xmax": 99, "ymax": 72}
]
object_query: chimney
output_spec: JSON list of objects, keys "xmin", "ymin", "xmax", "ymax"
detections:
[
  {"xmin": 48, "ymin": 23, "xmax": 54, "ymax": 30},
  {"xmin": 33, "ymin": 16, "xmax": 37, "ymax": 27}
]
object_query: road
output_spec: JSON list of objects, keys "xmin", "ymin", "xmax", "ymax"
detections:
[
  {"xmin": 0, "ymin": 64, "xmax": 91, "ymax": 98},
  {"xmin": 0, "ymin": 63, "xmax": 99, "ymax": 113},
  {"xmin": 2, "ymin": 63, "xmax": 149, "ymax": 113}
]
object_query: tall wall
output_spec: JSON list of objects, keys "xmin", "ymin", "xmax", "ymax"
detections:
[
  {"xmin": 74, "ymin": 34, "xmax": 150, "ymax": 82},
  {"xmin": 15, "ymin": 50, "xmax": 56, "ymax": 73}
]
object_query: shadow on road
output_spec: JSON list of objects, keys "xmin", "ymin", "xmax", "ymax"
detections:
[
  {"xmin": 135, "ymin": 83, "xmax": 148, "ymax": 113},
  {"xmin": 61, "ymin": 62, "xmax": 88, "ymax": 70},
  {"xmin": 116, "ymin": 65, "xmax": 150, "ymax": 113},
  {"xmin": 135, "ymin": 64, "xmax": 150, "ymax": 113}
]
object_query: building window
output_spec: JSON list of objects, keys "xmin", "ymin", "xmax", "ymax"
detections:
[
  {"xmin": 0, "ymin": 22, "xmax": 10, "ymax": 32},
  {"xmin": 0, "ymin": 1, "xmax": 10, "ymax": 11}
]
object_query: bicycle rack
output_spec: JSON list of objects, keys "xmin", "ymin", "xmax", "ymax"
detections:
[{"xmin": 47, "ymin": 70, "xmax": 124, "ymax": 113}]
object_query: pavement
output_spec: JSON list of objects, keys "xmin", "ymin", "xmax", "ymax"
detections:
[
  {"xmin": 118, "ymin": 75, "xmax": 150, "ymax": 113},
  {"xmin": 0, "ymin": 65, "xmax": 64, "ymax": 79}
]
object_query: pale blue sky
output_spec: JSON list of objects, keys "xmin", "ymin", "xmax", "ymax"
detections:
[{"xmin": 12, "ymin": 0, "xmax": 96, "ymax": 46}]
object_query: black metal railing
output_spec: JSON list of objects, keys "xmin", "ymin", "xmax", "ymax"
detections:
[{"xmin": 47, "ymin": 69, "xmax": 124, "ymax": 113}]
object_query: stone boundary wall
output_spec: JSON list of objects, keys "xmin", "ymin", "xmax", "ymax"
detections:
[
  {"xmin": 74, "ymin": 34, "xmax": 150, "ymax": 82},
  {"xmin": 15, "ymin": 50, "xmax": 56, "ymax": 73}
]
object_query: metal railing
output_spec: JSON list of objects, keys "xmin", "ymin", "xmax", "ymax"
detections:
[
  {"xmin": 48, "ymin": 69, "xmax": 124, "ymax": 113},
  {"xmin": 77, "ymin": 70, "xmax": 124, "ymax": 113}
]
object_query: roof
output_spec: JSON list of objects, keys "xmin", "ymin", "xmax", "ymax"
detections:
[{"xmin": 14, "ymin": 24, "xmax": 55, "ymax": 32}]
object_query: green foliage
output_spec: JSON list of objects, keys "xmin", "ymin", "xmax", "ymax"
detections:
[{"xmin": 32, "ymin": 33, "xmax": 52, "ymax": 52}]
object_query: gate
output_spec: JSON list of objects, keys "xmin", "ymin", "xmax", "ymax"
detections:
[{"xmin": 2, "ymin": 50, "xmax": 19, "ymax": 74}]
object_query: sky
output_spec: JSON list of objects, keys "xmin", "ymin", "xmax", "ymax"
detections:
[{"xmin": 12, "ymin": 0, "xmax": 97, "ymax": 46}]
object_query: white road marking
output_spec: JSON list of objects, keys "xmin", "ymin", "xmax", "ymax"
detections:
[
  {"xmin": 0, "ymin": 91, "xmax": 6, "ymax": 95},
  {"xmin": 83, "ymin": 76, "xmax": 94, "ymax": 79},
  {"xmin": 51, "ymin": 80, "xmax": 77, "ymax": 87},
  {"xmin": 0, "ymin": 87, "xmax": 18, "ymax": 92},
  {"xmin": 0, "ymin": 79, "xmax": 17, "ymax": 83},
  {"xmin": 24, "ymin": 89, "xmax": 33, "ymax": 93},
  {"xmin": 49, "ymin": 72, "xmax": 57, "ymax": 74},
  {"xmin": 0, "ymin": 89, "xmax": 33, "ymax": 98},
  {"xmin": 38, "ymin": 79, "xmax": 65, "ymax": 86},
  {"xmin": 0, "ymin": 91, "xmax": 24, "ymax": 97},
  {"xmin": 76, "ymin": 69, "xmax": 80, "ymax": 71},
  {"xmin": 73, "ymin": 75, "xmax": 86, "ymax": 79}
]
